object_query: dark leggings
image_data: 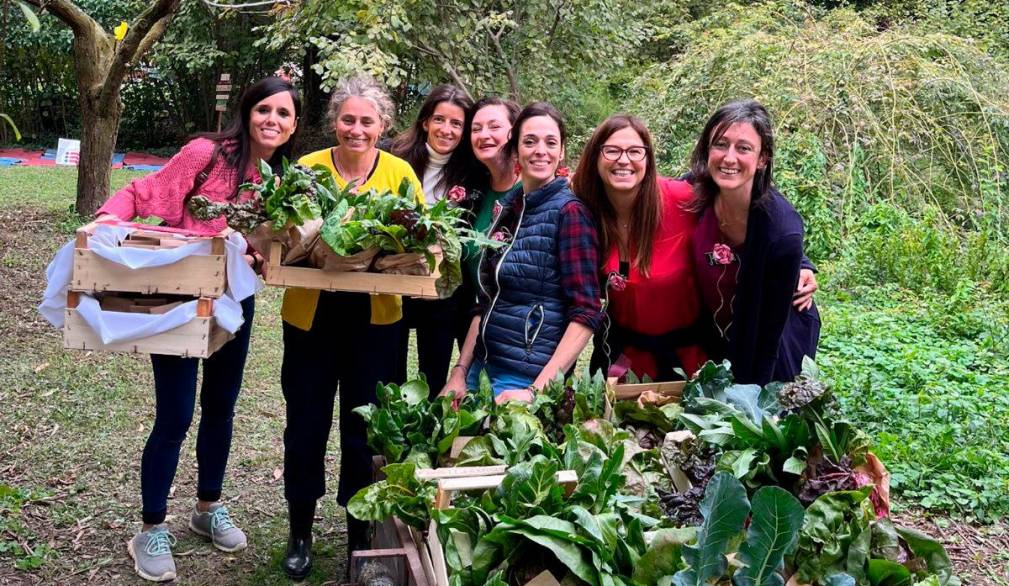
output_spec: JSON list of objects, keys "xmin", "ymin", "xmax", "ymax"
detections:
[
  {"xmin": 395, "ymin": 283, "xmax": 474, "ymax": 396},
  {"xmin": 141, "ymin": 296, "xmax": 255, "ymax": 525},
  {"xmin": 282, "ymin": 291, "xmax": 402, "ymax": 509}
]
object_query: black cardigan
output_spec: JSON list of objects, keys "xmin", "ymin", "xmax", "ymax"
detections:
[{"xmin": 698, "ymin": 190, "xmax": 820, "ymax": 385}]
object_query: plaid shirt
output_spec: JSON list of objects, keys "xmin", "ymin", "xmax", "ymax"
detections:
[{"xmin": 558, "ymin": 200, "xmax": 604, "ymax": 330}]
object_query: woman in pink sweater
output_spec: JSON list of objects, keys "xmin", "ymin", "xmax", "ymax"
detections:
[{"xmin": 96, "ymin": 76, "xmax": 300, "ymax": 583}]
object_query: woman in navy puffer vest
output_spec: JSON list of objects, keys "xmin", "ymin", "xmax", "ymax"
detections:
[{"xmin": 441, "ymin": 102, "xmax": 604, "ymax": 403}]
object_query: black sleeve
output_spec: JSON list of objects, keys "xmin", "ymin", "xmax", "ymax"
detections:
[{"xmin": 751, "ymin": 233, "xmax": 803, "ymax": 385}]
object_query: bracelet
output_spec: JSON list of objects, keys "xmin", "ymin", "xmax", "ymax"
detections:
[{"xmin": 452, "ymin": 363, "xmax": 469, "ymax": 371}]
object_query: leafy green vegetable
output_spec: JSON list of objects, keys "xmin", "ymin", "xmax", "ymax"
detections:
[
  {"xmin": 733, "ymin": 486, "xmax": 805, "ymax": 586},
  {"xmin": 673, "ymin": 472, "xmax": 749, "ymax": 586},
  {"xmin": 793, "ymin": 487, "xmax": 875, "ymax": 582},
  {"xmin": 346, "ymin": 462, "xmax": 437, "ymax": 530},
  {"xmin": 634, "ymin": 528, "xmax": 695, "ymax": 584}
]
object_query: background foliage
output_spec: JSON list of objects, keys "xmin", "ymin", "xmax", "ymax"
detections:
[{"xmin": 2, "ymin": 0, "xmax": 1009, "ymax": 524}]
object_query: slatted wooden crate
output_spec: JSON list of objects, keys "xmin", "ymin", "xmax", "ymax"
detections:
[
  {"xmin": 62, "ymin": 292, "xmax": 232, "ymax": 358},
  {"xmin": 606, "ymin": 377, "xmax": 686, "ymax": 403},
  {"xmin": 72, "ymin": 221, "xmax": 228, "ymax": 298},
  {"xmin": 263, "ymin": 241, "xmax": 446, "ymax": 299}
]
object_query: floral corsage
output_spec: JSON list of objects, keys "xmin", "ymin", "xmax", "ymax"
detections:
[{"xmin": 706, "ymin": 242, "xmax": 737, "ymax": 266}]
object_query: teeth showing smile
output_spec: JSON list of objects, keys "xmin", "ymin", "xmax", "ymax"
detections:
[
  {"xmin": 719, "ymin": 168, "xmax": 740, "ymax": 175},
  {"xmin": 260, "ymin": 128, "xmax": 279, "ymax": 137},
  {"xmin": 611, "ymin": 169, "xmax": 633, "ymax": 177}
]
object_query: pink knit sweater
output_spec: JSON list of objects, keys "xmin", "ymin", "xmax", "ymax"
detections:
[{"xmin": 97, "ymin": 138, "xmax": 261, "ymax": 234}]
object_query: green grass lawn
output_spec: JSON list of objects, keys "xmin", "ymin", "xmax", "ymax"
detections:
[{"xmin": 0, "ymin": 166, "xmax": 1006, "ymax": 583}]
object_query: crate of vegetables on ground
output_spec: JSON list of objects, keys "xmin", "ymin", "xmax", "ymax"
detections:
[
  {"xmin": 188, "ymin": 159, "xmax": 498, "ymax": 299},
  {"xmin": 346, "ymin": 363, "xmax": 960, "ymax": 586},
  {"xmin": 71, "ymin": 219, "xmax": 228, "ymax": 298}
]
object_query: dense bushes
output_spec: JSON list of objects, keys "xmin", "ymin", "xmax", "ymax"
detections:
[{"xmin": 624, "ymin": 0, "xmax": 1009, "ymax": 291}]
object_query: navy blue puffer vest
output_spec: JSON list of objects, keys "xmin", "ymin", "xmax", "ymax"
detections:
[{"xmin": 477, "ymin": 178, "xmax": 579, "ymax": 380}]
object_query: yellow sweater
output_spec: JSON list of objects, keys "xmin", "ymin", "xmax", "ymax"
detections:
[{"xmin": 280, "ymin": 148, "xmax": 425, "ymax": 330}]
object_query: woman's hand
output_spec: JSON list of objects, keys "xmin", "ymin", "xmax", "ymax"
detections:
[
  {"xmin": 793, "ymin": 268, "xmax": 818, "ymax": 311},
  {"xmin": 494, "ymin": 388, "xmax": 534, "ymax": 404},
  {"xmin": 439, "ymin": 368, "xmax": 469, "ymax": 402},
  {"xmin": 95, "ymin": 213, "xmax": 120, "ymax": 222}
]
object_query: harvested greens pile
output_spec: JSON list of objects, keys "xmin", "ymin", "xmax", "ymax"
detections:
[
  {"xmin": 188, "ymin": 158, "xmax": 497, "ymax": 296},
  {"xmin": 348, "ymin": 362, "xmax": 960, "ymax": 586}
]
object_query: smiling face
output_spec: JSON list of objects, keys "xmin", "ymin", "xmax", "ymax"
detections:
[
  {"xmin": 597, "ymin": 126, "xmax": 648, "ymax": 200},
  {"xmin": 424, "ymin": 101, "xmax": 466, "ymax": 155},
  {"xmin": 335, "ymin": 96, "xmax": 384, "ymax": 153},
  {"xmin": 706, "ymin": 122, "xmax": 766, "ymax": 197},
  {"xmin": 470, "ymin": 104, "xmax": 513, "ymax": 166},
  {"xmin": 516, "ymin": 115, "xmax": 564, "ymax": 191},
  {"xmin": 248, "ymin": 91, "xmax": 297, "ymax": 157}
]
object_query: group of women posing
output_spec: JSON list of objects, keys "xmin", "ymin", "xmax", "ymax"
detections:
[{"xmin": 96, "ymin": 73, "xmax": 819, "ymax": 582}]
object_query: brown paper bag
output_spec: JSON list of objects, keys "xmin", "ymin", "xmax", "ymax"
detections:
[
  {"xmin": 245, "ymin": 219, "xmax": 323, "ymax": 265},
  {"xmin": 374, "ymin": 245, "xmax": 442, "ymax": 275},
  {"xmin": 309, "ymin": 243, "xmax": 380, "ymax": 272}
]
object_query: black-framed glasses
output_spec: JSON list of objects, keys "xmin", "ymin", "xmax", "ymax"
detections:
[{"xmin": 600, "ymin": 145, "xmax": 649, "ymax": 162}]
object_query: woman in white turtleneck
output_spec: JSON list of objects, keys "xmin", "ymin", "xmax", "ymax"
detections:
[{"xmin": 390, "ymin": 85, "xmax": 476, "ymax": 395}]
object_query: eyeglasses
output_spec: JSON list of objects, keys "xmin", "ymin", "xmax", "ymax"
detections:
[{"xmin": 600, "ymin": 145, "xmax": 648, "ymax": 162}]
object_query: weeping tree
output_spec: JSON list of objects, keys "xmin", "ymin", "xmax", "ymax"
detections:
[{"xmin": 17, "ymin": 0, "xmax": 182, "ymax": 216}]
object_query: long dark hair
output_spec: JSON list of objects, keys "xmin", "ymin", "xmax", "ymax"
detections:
[
  {"xmin": 573, "ymin": 114, "xmax": 661, "ymax": 276},
  {"xmin": 686, "ymin": 99, "xmax": 774, "ymax": 212},
  {"xmin": 464, "ymin": 96, "xmax": 520, "ymax": 191},
  {"xmin": 390, "ymin": 84, "xmax": 474, "ymax": 195},
  {"xmin": 198, "ymin": 76, "xmax": 301, "ymax": 193},
  {"xmin": 506, "ymin": 101, "xmax": 567, "ymax": 159}
]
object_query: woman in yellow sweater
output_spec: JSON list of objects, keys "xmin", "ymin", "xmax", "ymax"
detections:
[{"xmin": 279, "ymin": 74, "xmax": 423, "ymax": 581}]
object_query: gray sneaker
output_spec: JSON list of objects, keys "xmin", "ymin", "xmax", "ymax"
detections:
[
  {"xmin": 189, "ymin": 503, "xmax": 248, "ymax": 552},
  {"xmin": 127, "ymin": 525, "xmax": 177, "ymax": 582}
]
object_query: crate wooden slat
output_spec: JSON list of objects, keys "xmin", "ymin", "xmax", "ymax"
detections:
[
  {"xmin": 72, "ymin": 223, "xmax": 228, "ymax": 298},
  {"xmin": 607, "ymin": 377, "xmax": 686, "ymax": 402},
  {"xmin": 264, "ymin": 241, "xmax": 445, "ymax": 299},
  {"xmin": 72, "ymin": 249, "xmax": 227, "ymax": 297},
  {"xmin": 62, "ymin": 306, "xmax": 232, "ymax": 358}
]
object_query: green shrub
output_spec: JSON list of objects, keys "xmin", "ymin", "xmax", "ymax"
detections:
[{"xmin": 625, "ymin": 0, "xmax": 1009, "ymax": 273}]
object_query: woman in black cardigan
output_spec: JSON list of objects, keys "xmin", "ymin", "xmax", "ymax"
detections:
[{"xmin": 688, "ymin": 99, "xmax": 820, "ymax": 385}]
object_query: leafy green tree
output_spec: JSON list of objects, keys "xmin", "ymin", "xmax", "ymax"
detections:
[
  {"xmin": 259, "ymin": 0, "xmax": 646, "ymax": 103},
  {"xmin": 13, "ymin": 0, "xmax": 182, "ymax": 215}
]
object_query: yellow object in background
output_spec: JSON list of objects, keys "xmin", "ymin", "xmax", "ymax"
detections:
[{"xmin": 114, "ymin": 21, "xmax": 128, "ymax": 41}]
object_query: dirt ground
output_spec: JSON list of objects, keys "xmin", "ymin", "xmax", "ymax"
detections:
[{"xmin": 1, "ymin": 206, "xmax": 1005, "ymax": 585}]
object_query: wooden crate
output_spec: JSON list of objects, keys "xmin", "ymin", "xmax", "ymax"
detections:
[
  {"xmin": 606, "ymin": 377, "xmax": 685, "ymax": 403},
  {"xmin": 72, "ymin": 222, "xmax": 228, "ymax": 298},
  {"xmin": 263, "ymin": 241, "xmax": 445, "ymax": 299},
  {"xmin": 420, "ymin": 467, "xmax": 578, "ymax": 586},
  {"xmin": 62, "ymin": 293, "xmax": 232, "ymax": 358}
]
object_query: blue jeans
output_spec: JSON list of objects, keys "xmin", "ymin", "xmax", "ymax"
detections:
[
  {"xmin": 465, "ymin": 358, "xmax": 534, "ymax": 397},
  {"xmin": 141, "ymin": 296, "xmax": 254, "ymax": 525}
]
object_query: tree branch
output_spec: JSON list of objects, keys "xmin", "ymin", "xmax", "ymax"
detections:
[
  {"xmin": 26, "ymin": 0, "xmax": 98, "ymax": 38},
  {"xmin": 488, "ymin": 26, "xmax": 520, "ymax": 102},
  {"xmin": 99, "ymin": 0, "xmax": 181, "ymax": 111},
  {"xmin": 414, "ymin": 39, "xmax": 471, "ymax": 96}
]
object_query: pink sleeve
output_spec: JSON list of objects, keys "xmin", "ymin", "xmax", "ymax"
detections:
[{"xmin": 96, "ymin": 139, "xmax": 216, "ymax": 223}]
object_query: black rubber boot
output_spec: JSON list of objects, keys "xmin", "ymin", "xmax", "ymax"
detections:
[
  {"xmin": 345, "ymin": 515, "xmax": 372, "ymax": 578},
  {"xmin": 283, "ymin": 500, "xmax": 316, "ymax": 581}
]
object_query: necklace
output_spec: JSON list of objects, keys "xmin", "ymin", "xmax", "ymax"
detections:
[{"xmin": 333, "ymin": 147, "xmax": 374, "ymax": 185}]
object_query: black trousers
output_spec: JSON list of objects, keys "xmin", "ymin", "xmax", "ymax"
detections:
[
  {"xmin": 395, "ymin": 283, "xmax": 474, "ymax": 397},
  {"xmin": 281, "ymin": 291, "xmax": 402, "ymax": 507},
  {"xmin": 142, "ymin": 296, "xmax": 255, "ymax": 525}
]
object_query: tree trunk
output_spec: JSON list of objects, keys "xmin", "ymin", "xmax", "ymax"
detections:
[
  {"xmin": 77, "ymin": 93, "xmax": 122, "ymax": 216},
  {"xmin": 71, "ymin": 28, "xmax": 118, "ymax": 217}
]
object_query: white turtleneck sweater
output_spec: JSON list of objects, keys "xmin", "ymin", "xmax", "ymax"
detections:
[{"xmin": 422, "ymin": 143, "xmax": 451, "ymax": 205}]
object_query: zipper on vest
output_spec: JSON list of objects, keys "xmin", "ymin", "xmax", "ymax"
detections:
[
  {"xmin": 524, "ymin": 304, "xmax": 545, "ymax": 351},
  {"xmin": 479, "ymin": 192, "xmax": 527, "ymax": 361}
]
